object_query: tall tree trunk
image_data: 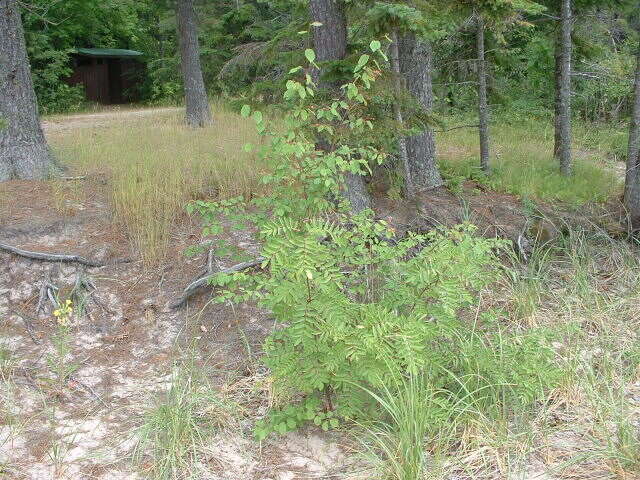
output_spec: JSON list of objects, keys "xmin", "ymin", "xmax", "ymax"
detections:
[
  {"xmin": 556, "ymin": 0, "xmax": 573, "ymax": 175},
  {"xmin": 553, "ymin": 29, "xmax": 562, "ymax": 157},
  {"xmin": 309, "ymin": 0, "xmax": 371, "ymax": 212},
  {"xmin": 398, "ymin": 34, "xmax": 443, "ymax": 191},
  {"xmin": 389, "ymin": 30, "xmax": 412, "ymax": 196},
  {"xmin": 476, "ymin": 13, "xmax": 490, "ymax": 173},
  {"xmin": 309, "ymin": 0, "xmax": 347, "ymax": 88},
  {"xmin": 0, "ymin": 0, "xmax": 56, "ymax": 181},
  {"xmin": 624, "ymin": 44, "xmax": 640, "ymax": 232},
  {"xmin": 176, "ymin": 0, "xmax": 212, "ymax": 127}
]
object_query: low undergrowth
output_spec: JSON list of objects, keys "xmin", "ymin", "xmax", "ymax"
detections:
[
  {"xmin": 185, "ymin": 45, "xmax": 614, "ymax": 479},
  {"xmin": 437, "ymin": 119, "xmax": 621, "ymax": 206}
]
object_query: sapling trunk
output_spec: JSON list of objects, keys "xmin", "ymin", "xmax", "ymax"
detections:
[
  {"xmin": 556, "ymin": 0, "xmax": 573, "ymax": 175},
  {"xmin": 476, "ymin": 14, "xmax": 490, "ymax": 173}
]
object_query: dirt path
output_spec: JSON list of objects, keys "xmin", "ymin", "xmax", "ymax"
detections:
[{"xmin": 42, "ymin": 107, "xmax": 183, "ymax": 134}]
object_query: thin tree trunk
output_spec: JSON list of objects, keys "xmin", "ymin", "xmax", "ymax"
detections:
[
  {"xmin": 0, "ymin": 0, "xmax": 56, "ymax": 181},
  {"xmin": 476, "ymin": 14, "xmax": 490, "ymax": 173},
  {"xmin": 309, "ymin": 0, "xmax": 371, "ymax": 212},
  {"xmin": 553, "ymin": 28, "xmax": 562, "ymax": 157},
  {"xmin": 176, "ymin": 0, "xmax": 212, "ymax": 127},
  {"xmin": 398, "ymin": 34, "xmax": 443, "ymax": 191},
  {"xmin": 389, "ymin": 30, "xmax": 412, "ymax": 196},
  {"xmin": 556, "ymin": 0, "xmax": 573, "ymax": 175},
  {"xmin": 624, "ymin": 43, "xmax": 640, "ymax": 232}
]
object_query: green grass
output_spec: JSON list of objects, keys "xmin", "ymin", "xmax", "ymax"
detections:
[
  {"xmin": 48, "ymin": 102, "xmax": 265, "ymax": 266},
  {"xmin": 357, "ymin": 373, "xmax": 444, "ymax": 480},
  {"xmin": 356, "ymin": 225, "xmax": 640, "ymax": 479},
  {"xmin": 133, "ymin": 356, "xmax": 237, "ymax": 480},
  {"xmin": 437, "ymin": 120, "xmax": 622, "ymax": 206}
]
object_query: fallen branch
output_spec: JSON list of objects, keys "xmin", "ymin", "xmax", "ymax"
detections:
[
  {"xmin": 435, "ymin": 124, "xmax": 480, "ymax": 133},
  {"xmin": 170, "ymin": 256, "xmax": 265, "ymax": 309},
  {"xmin": 0, "ymin": 242, "xmax": 130, "ymax": 267}
]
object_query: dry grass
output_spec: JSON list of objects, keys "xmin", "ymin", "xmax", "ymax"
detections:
[{"xmin": 48, "ymin": 103, "xmax": 266, "ymax": 266}]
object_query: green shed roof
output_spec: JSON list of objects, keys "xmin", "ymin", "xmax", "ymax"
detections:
[{"xmin": 75, "ymin": 48, "xmax": 144, "ymax": 58}]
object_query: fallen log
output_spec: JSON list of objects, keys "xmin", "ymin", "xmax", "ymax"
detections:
[
  {"xmin": 170, "ymin": 256, "xmax": 265, "ymax": 309},
  {"xmin": 0, "ymin": 242, "xmax": 130, "ymax": 267}
]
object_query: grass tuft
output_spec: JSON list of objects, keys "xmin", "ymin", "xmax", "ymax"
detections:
[{"xmin": 133, "ymin": 357, "xmax": 236, "ymax": 480}]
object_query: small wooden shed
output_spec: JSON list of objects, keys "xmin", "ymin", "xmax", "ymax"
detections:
[{"xmin": 67, "ymin": 48, "xmax": 145, "ymax": 104}]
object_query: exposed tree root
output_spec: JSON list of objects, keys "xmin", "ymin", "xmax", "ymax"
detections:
[
  {"xmin": 170, "ymin": 256, "xmax": 265, "ymax": 309},
  {"xmin": 0, "ymin": 242, "xmax": 130, "ymax": 267}
]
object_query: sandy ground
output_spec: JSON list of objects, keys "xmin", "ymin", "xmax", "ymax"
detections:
[
  {"xmin": 0, "ymin": 108, "xmax": 362, "ymax": 479},
  {"xmin": 42, "ymin": 107, "xmax": 183, "ymax": 134}
]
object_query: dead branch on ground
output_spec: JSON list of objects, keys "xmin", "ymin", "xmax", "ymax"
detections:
[
  {"xmin": 170, "ymin": 257, "xmax": 265, "ymax": 309},
  {"xmin": 0, "ymin": 242, "xmax": 130, "ymax": 267}
]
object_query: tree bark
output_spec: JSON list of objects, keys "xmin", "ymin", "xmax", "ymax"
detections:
[
  {"xmin": 0, "ymin": 0, "xmax": 56, "ymax": 181},
  {"xmin": 309, "ymin": 0, "xmax": 371, "ymax": 213},
  {"xmin": 176, "ymin": 0, "xmax": 212, "ymax": 127},
  {"xmin": 398, "ymin": 34, "xmax": 443, "ymax": 191},
  {"xmin": 553, "ymin": 28, "xmax": 562, "ymax": 157},
  {"xmin": 476, "ymin": 14, "xmax": 490, "ymax": 173},
  {"xmin": 389, "ymin": 30, "xmax": 412, "ymax": 196},
  {"xmin": 556, "ymin": 0, "xmax": 573, "ymax": 175},
  {"xmin": 624, "ymin": 43, "xmax": 640, "ymax": 232},
  {"xmin": 309, "ymin": 0, "xmax": 347, "ymax": 88}
]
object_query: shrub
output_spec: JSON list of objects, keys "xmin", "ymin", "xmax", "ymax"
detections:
[{"xmin": 191, "ymin": 43, "xmax": 562, "ymax": 441}]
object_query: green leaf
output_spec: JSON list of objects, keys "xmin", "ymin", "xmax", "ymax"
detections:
[
  {"xmin": 243, "ymin": 143, "xmax": 254, "ymax": 152},
  {"xmin": 355, "ymin": 54, "xmax": 370, "ymax": 72},
  {"xmin": 304, "ymin": 48, "xmax": 316, "ymax": 64},
  {"xmin": 370, "ymin": 40, "xmax": 381, "ymax": 52},
  {"xmin": 253, "ymin": 111, "xmax": 263, "ymax": 124},
  {"xmin": 240, "ymin": 105, "xmax": 251, "ymax": 118}
]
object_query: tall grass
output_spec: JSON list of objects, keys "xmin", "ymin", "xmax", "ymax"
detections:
[
  {"xmin": 49, "ymin": 103, "xmax": 265, "ymax": 265},
  {"xmin": 437, "ymin": 121, "xmax": 621, "ymax": 205},
  {"xmin": 132, "ymin": 357, "xmax": 236, "ymax": 480},
  {"xmin": 357, "ymin": 373, "xmax": 446, "ymax": 480}
]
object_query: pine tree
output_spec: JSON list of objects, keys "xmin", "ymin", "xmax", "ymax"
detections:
[
  {"xmin": 624, "ymin": 4, "xmax": 640, "ymax": 231},
  {"xmin": 0, "ymin": 0, "xmax": 57, "ymax": 181},
  {"xmin": 556, "ymin": 0, "xmax": 573, "ymax": 175},
  {"xmin": 176, "ymin": 0, "xmax": 213, "ymax": 127},
  {"xmin": 309, "ymin": 0, "xmax": 372, "ymax": 212}
]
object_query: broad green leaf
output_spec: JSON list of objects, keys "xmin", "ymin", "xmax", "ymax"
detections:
[
  {"xmin": 304, "ymin": 48, "xmax": 316, "ymax": 64},
  {"xmin": 355, "ymin": 54, "xmax": 370, "ymax": 72}
]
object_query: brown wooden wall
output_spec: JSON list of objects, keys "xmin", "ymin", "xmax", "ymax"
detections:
[{"xmin": 66, "ymin": 56, "xmax": 143, "ymax": 104}]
